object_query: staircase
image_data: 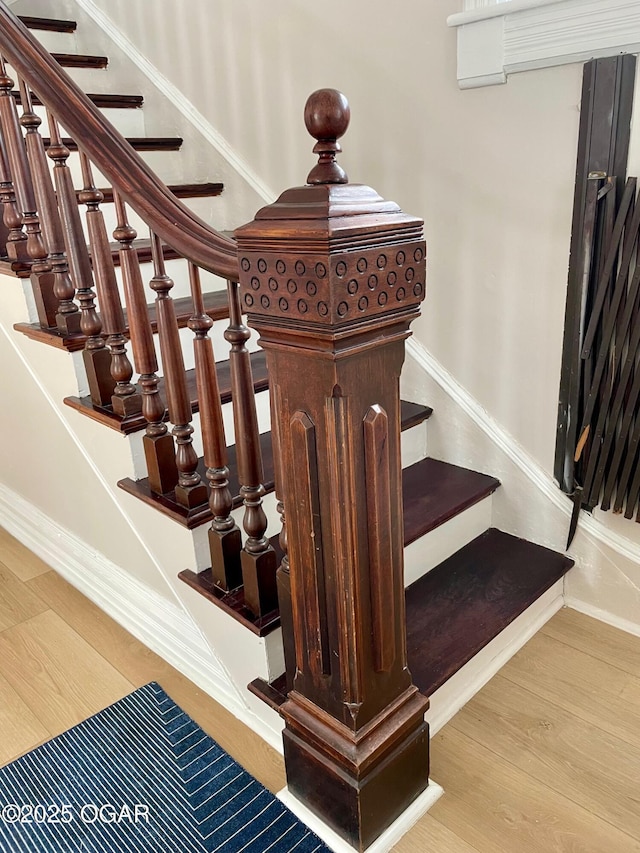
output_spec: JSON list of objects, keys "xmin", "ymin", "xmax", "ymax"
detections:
[{"xmin": 0, "ymin": 6, "xmax": 574, "ymax": 851}]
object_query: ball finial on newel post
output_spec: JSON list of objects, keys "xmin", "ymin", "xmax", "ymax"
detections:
[{"xmin": 304, "ymin": 88, "xmax": 350, "ymax": 185}]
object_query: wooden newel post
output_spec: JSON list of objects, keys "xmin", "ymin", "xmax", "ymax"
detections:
[{"xmin": 236, "ymin": 89, "xmax": 430, "ymax": 851}]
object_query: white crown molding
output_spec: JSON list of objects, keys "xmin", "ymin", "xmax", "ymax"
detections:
[
  {"xmin": 448, "ymin": 0, "xmax": 640, "ymax": 89},
  {"xmin": 73, "ymin": 0, "xmax": 276, "ymax": 203}
]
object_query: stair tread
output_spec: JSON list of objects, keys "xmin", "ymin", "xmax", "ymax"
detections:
[
  {"xmin": 52, "ymin": 53, "xmax": 108, "ymax": 69},
  {"xmin": 14, "ymin": 285, "xmax": 230, "ymax": 354},
  {"xmin": 19, "ymin": 15, "xmax": 77, "ymax": 33},
  {"xmin": 403, "ymin": 457, "xmax": 500, "ymax": 546},
  {"xmin": 65, "ymin": 349, "xmax": 268, "ymax": 435},
  {"xmin": 13, "ymin": 91, "xmax": 143, "ymax": 109},
  {"xmin": 42, "ymin": 137, "xmax": 183, "ymax": 152},
  {"xmin": 405, "ymin": 528, "xmax": 573, "ymax": 697},
  {"xmin": 120, "ymin": 410, "xmax": 436, "ymax": 530},
  {"xmin": 250, "ymin": 528, "xmax": 574, "ymax": 698},
  {"xmin": 96, "ymin": 183, "xmax": 223, "ymax": 204}
]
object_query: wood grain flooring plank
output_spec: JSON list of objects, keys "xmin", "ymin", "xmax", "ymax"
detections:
[
  {"xmin": 392, "ymin": 815, "xmax": 481, "ymax": 852},
  {"xmin": 25, "ymin": 571, "xmax": 169, "ymax": 688},
  {"xmin": 542, "ymin": 606, "xmax": 640, "ymax": 678},
  {"xmin": 0, "ymin": 610, "xmax": 133, "ymax": 736},
  {"xmin": 26, "ymin": 571, "xmax": 286, "ymax": 793},
  {"xmin": 500, "ymin": 631, "xmax": 640, "ymax": 750},
  {"xmin": 430, "ymin": 727, "xmax": 640, "ymax": 853},
  {"xmin": 0, "ymin": 672, "xmax": 50, "ymax": 765},
  {"xmin": 0, "ymin": 528, "xmax": 51, "ymax": 580},
  {"xmin": 449, "ymin": 674, "xmax": 640, "ymax": 841},
  {"xmin": 0, "ymin": 561, "xmax": 48, "ymax": 631}
]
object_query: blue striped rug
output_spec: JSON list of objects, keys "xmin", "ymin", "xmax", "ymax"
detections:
[{"xmin": 0, "ymin": 682, "xmax": 330, "ymax": 853}]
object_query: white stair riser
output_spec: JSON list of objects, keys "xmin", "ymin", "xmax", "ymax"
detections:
[
  {"xmin": 33, "ymin": 103, "xmax": 146, "ymax": 139},
  {"xmin": 401, "ymin": 418, "xmax": 428, "ymax": 467},
  {"xmin": 60, "ymin": 148, "xmax": 188, "ymax": 190},
  {"xmin": 404, "ymin": 494, "xmax": 493, "ymax": 588},
  {"xmin": 27, "ymin": 27, "xmax": 78, "ymax": 54},
  {"xmin": 108, "ymin": 255, "xmax": 226, "ymax": 309},
  {"xmin": 129, "ymin": 391, "xmax": 275, "ymax": 486},
  {"xmin": 6, "ymin": 61, "xmax": 110, "ymax": 94},
  {"xmin": 84, "ymin": 196, "xmax": 226, "ymax": 255},
  {"xmin": 128, "ymin": 387, "xmax": 271, "ymax": 483}
]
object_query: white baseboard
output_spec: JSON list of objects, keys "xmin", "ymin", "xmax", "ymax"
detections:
[
  {"xmin": 425, "ymin": 580, "xmax": 564, "ymax": 733},
  {"xmin": 565, "ymin": 597, "xmax": 640, "ymax": 640},
  {"xmin": 278, "ymin": 781, "xmax": 444, "ymax": 853},
  {"xmin": 0, "ymin": 482, "xmax": 283, "ymax": 753}
]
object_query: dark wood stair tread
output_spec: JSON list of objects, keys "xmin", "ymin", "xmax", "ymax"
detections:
[
  {"xmin": 403, "ymin": 457, "xmax": 500, "ymax": 546},
  {"xmin": 65, "ymin": 349, "xmax": 268, "ymax": 435},
  {"xmin": 52, "ymin": 53, "xmax": 108, "ymax": 69},
  {"xmin": 15, "ymin": 287, "xmax": 230, "ymax": 354},
  {"xmin": 42, "ymin": 137, "xmax": 183, "ymax": 152},
  {"xmin": 120, "ymin": 400, "xmax": 433, "ymax": 528},
  {"xmin": 251, "ymin": 528, "xmax": 573, "ymax": 701},
  {"xmin": 405, "ymin": 528, "xmax": 573, "ymax": 696},
  {"xmin": 19, "ymin": 16, "xmax": 77, "ymax": 33},
  {"xmin": 95, "ymin": 183, "xmax": 223, "ymax": 205},
  {"xmin": 13, "ymin": 91, "xmax": 143, "ymax": 109}
]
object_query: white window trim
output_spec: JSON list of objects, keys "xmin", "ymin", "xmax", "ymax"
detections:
[{"xmin": 448, "ymin": 0, "xmax": 640, "ymax": 89}]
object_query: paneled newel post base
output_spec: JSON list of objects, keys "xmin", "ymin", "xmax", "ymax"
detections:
[
  {"xmin": 237, "ymin": 89, "xmax": 431, "ymax": 851},
  {"xmin": 282, "ymin": 688, "xmax": 429, "ymax": 851}
]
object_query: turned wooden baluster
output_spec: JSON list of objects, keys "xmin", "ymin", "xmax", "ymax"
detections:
[
  {"xmin": 79, "ymin": 152, "xmax": 141, "ymax": 417},
  {"xmin": 0, "ymin": 58, "xmax": 52, "ymax": 291},
  {"xmin": 187, "ymin": 262, "xmax": 242, "ymax": 589},
  {"xmin": 225, "ymin": 279, "xmax": 277, "ymax": 617},
  {"xmin": 0, "ymin": 133, "xmax": 28, "ymax": 263},
  {"xmin": 148, "ymin": 233, "xmax": 206, "ymax": 507},
  {"xmin": 16, "ymin": 77, "xmax": 66, "ymax": 328},
  {"xmin": 46, "ymin": 111, "xmax": 113, "ymax": 401}
]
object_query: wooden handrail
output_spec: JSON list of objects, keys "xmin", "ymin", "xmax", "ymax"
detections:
[{"xmin": 0, "ymin": 4, "xmax": 239, "ymax": 280}]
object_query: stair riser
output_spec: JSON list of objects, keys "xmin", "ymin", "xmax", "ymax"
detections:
[
  {"xmin": 25, "ymin": 28, "xmax": 77, "ymax": 54},
  {"xmin": 5, "ymin": 60, "xmax": 109, "ymax": 94},
  {"xmin": 58, "ymin": 148, "xmax": 188, "ymax": 189},
  {"xmin": 109, "ymin": 256, "xmax": 227, "ymax": 315},
  {"xmin": 81, "ymin": 197, "xmax": 226, "ymax": 257},
  {"xmin": 401, "ymin": 418, "xmax": 428, "ymax": 468},
  {"xmin": 404, "ymin": 494, "xmax": 492, "ymax": 587},
  {"xmin": 424, "ymin": 580, "xmax": 564, "ymax": 734},
  {"xmin": 128, "ymin": 386, "xmax": 271, "ymax": 484},
  {"xmin": 32, "ymin": 103, "xmax": 145, "ymax": 140}
]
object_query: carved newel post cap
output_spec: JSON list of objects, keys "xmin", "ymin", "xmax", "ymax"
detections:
[{"xmin": 304, "ymin": 88, "xmax": 350, "ymax": 185}]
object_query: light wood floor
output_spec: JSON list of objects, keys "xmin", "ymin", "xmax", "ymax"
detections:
[{"xmin": 1, "ymin": 525, "xmax": 639, "ymax": 852}]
